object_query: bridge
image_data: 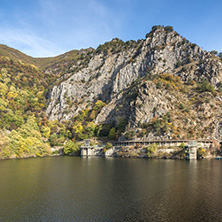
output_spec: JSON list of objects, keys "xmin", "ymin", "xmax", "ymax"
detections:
[
  {"xmin": 80, "ymin": 138, "xmax": 218, "ymax": 159},
  {"xmin": 114, "ymin": 139, "xmax": 217, "ymax": 159},
  {"xmin": 114, "ymin": 139, "xmax": 214, "ymax": 150}
]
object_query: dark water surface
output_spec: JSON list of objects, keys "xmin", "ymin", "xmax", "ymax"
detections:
[{"xmin": 0, "ymin": 157, "xmax": 222, "ymax": 221}]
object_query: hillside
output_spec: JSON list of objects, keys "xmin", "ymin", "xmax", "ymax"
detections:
[{"xmin": 0, "ymin": 25, "xmax": 222, "ymax": 159}]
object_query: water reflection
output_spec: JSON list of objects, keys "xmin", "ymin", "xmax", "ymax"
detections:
[{"xmin": 0, "ymin": 158, "xmax": 222, "ymax": 221}]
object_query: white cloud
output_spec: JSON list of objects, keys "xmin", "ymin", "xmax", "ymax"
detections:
[{"xmin": 0, "ymin": 27, "xmax": 62, "ymax": 57}]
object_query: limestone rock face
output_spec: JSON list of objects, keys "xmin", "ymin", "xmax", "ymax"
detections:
[{"xmin": 45, "ymin": 26, "xmax": 222, "ymax": 140}]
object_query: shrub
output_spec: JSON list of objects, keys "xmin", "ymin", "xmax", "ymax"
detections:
[
  {"xmin": 165, "ymin": 83, "xmax": 170, "ymax": 90},
  {"xmin": 164, "ymin": 26, "xmax": 174, "ymax": 33},
  {"xmin": 179, "ymin": 142, "xmax": 185, "ymax": 149},
  {"xmin": 175, "ymin": 60, "xmax": 181, "ymax": 68},
  {"xmin": 152, "ymin": 25, "xmax": 162, "ymax": 32},
  {"xmin": 153, "ymin": 119, "xmax": 161, "ymax": 133},
  {"xmin": 198, "ymin": 79, "xmax": 215, "ymax": 93},
  {"xmin": 93, "ymin": 100, "xmax": 106, "ymax": 112},
  {"xmin": 210, "ymin": 50, "xmax": 218, "ymax": 55},
  {"xmin": 106, "ymin": 142, "xmax": 113, "ymax": 149},
  {"xmin": 63, "ymin": 140, "xmax": 80, "ymax": 155},
  {"xmin": 146, "ymin": 143, "xmax": 158, "ymax": 157},
  {"xmin": 49, "ymin": 133, "xmax": 58, "ymax": 147},
  {"xmin": 218, "ymin": 81, "xmax": 222, "ymax": 92},
  {"xmin": 197, "ymin": 148, "xmax": 206, "ymax": 159},
  {"xmin": 97, "ymin": 124, "xmax": 112, "ymax": 137},
  {"xmin": 179, "ymin": 103, "xmax": 184, "ymax": 110},
  {"xmin": 156, "ymin": 80, "xmax": 162, "ymax": 89}
]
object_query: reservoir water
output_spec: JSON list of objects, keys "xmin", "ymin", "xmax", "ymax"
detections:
[{"xmin": 0, "ymin": 157, "xmax": 222, "ymax": 221}]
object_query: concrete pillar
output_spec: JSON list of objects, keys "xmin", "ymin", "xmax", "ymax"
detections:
[
  {"xmin": 186, "ymin": 147, "xmax": 197, "ymax": 160},
  {"xmin": 81, "ymin": 148, "xmax": 86, "ymax": 156}
]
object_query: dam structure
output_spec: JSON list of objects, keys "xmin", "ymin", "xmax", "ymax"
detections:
[{"xmin": 114, "ymin": 139, "xmax": 213, "ymax": 150}]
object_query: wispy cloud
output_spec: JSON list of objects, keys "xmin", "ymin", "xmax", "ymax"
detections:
[
  {"xmin": 0, "ymin": 0, "xmax": 129, "ymax": 57},
  {"xmin": 35, "ymin": 0, "xmax": 125, "ymax": 50},
  {"xmin": 0, "ymin": 27, "xmax": 61, "ymax": 57},
  {"xmin": 0, "ymin": 0, "xmax": 222, "ymax": 56}
]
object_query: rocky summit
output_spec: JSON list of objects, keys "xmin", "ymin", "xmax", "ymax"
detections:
[{"xmin": 1, "ymin": 25, "xmax": 222, "ymax": 159}]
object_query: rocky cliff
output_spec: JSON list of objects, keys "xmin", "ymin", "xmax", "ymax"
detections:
[{"xmin": 44, "ymin": 25, "xmax": 222, "ymax": 141}]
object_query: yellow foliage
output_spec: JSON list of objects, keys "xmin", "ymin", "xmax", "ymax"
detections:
[
  {"xmin": 199, "ymin": 148, "xmax": 205, "ymax": 153},
  {"xmin": 3, "ymin": 77, "xmax": 11, "ymax": 84},
  {"xmin": 89, "ymin": 110, "xmax": 96, "ymax": 120},
  {"xmin": 41, "ymin": 126, "xmax": 51, "ymax": 139},
  {"xmin": 39, "ymin": 103, "xmax": 45, "ymax": 108},
  {"xmin": 20, "ymin": 90, "xmax": 29, "ymax": 97},
  {"xmin": 30, "ymin": 64, "xmax": 39, "ymax": 70},
  {"xmin": 172, "ymin": 126, "xmax": 177, "ymax": 134},
  {"xmin": 0, "ymin": 82, "xmax": 8, "ymax": 96},
  {"xmin": 36, "ymin": 91, "xmax": 44, "ymax": 98},
  {"xmin": 171, "ymin": 82, "xmax": 178, "ymax": 90},
  {"xmin": 0, "ymin": 98, "xmax": 8, "ymax": 107},
  {"xmin": 158, "ymin": 73, "xmax": 183, "ymax": 91},
  {"xmin": 7, "ymin": 91, "xmax": 18, "ymax": 99},
  {"xmin": 73, "ymin": 123, "xmax": 83, "ymax": 134},
  {"xmin": 1, "ymin": 67, "xmax": 8, "ymax": 75},
  {"xmin": 87, "ymin": 122, "xmax": 96, "ymax": 131},
  {"xmin": 93, "ymin": 100, "xmax": 106, "ymax": 112},
  {"xmin": 160, "ymin": 73, "xmax": 175, "ymax": 81},
  {"xmin": 81, "ymin": 110, "xmax": 86, "ymax": 117},
  {"xmin": 32, "ymin": 97, "xmax": 39, "ymax": 102},
  {"xmin": 0, "ymin": 132, "xmax": 11, "ymax": 158},
  {"xmin": 0, "ymin": 105, "xmax": 5, "ymax": 111}
]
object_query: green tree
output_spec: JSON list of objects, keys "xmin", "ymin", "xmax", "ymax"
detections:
[
  {"xmin": 164, "ymin": 26, "xmax": 174, "ymax": 32},
  {"xmin": 108, "ymin": 127, "xmax": 116, "ymax": 140},
  {"xmin": 153, "ymin": 119, "xmax": 161, "ymax": 133},
  {"xmin": 116, "ymin": 117, "xmax": 127, "ymax": 132},
  {"xmin": 58, "ymin": 127, "xmax": 66, "ymax": 137},
  {"xmin": 41, "ymin": 126, "xmax": 51, "ymax": 139},
  {"xmin": 210, "ymin": 50, "xmax": 218, "ymax": 55},
  {"xmin": 63, "ymin": 140, "xmax": 80, "ymax": 155},
  {"xmin": 146, "ymin": 143, "xmax": 158, "ymax": 158},
  {"xmin": 0, "ymin": 131, "xmax": 11, "ymax": 158},
  {"xmin": 179, "ymin": 142, "xmax": 185, "ymax": 149},
  {"xmin": 98, "ymin": 124, "xmax": 112, "ymax": 137},
  {"xmin": 93, "ymin": 100, "xmax": 106, "ymax": 112},
  {"xmin": 198, "ymin": 79, "xmax": 215, "ymax": 93},
  {"xmin": 49, "ymin": 133, "xmax": 58, "ymax": 147},
  {"xmin": 86, "ymin": 122, "xmax": 96, "ymax": 138}
]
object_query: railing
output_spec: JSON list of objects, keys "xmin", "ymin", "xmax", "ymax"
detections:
[{"xmin": 115, "ymin": 139, "xmax": 214, "ymax": 146}]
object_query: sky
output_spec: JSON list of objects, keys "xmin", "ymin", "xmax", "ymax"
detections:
[{"xmin": 0, "ymin": 0, "xmax": 222, "ymax": 57}]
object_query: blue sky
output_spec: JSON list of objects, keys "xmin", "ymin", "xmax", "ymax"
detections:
[{"xmin": 0, "ymin": 0, "xmax": 222, "ymax": 57}]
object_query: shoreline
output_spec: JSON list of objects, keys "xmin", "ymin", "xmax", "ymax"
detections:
[{"xmin": 0, "ymin": 153, "xmax": 219, "ymax": 161}]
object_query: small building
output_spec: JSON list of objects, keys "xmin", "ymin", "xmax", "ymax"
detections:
[{"xmin": 80, "ymin": 139, "xmax": 94, "ymax": 156}]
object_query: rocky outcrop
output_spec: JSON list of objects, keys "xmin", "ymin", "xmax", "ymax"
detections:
[{"xmin": 45, "ymin": 26, "xmax": 222, "ymax": 140}]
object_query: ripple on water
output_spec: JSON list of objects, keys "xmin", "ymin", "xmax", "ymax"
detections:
[{"xmin": 0, "ymin": 158, "xmax": 222, "ymax": 221}]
